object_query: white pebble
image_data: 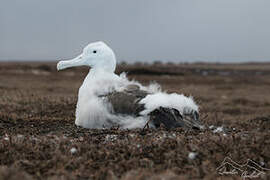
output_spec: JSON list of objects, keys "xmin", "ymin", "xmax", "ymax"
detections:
[
  {"xmin": 188, "ymin": 152, "xmax": 197, "ymax": 160},
  {"xmin": 213, "ymin": 127, "xmax": 223, "ymax": 133},
  {"xmin": 105, "ymin": 134, "xmax": 118, "ymax": 141},
  {"xmin": 70, "ymin": 147, "xmax": 77, "ymax": 154}
]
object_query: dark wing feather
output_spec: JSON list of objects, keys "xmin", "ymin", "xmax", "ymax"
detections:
[
  {"xmin": 104, "ymin": 84, "xmax": 148, "ymax": 116},
  {"xmin": 149, "ymin": 107, "xmax": 203, "ymax": 130},
  {"xmin": 102, "ymin": 84, "xmax": 203, "ymax": 130}
]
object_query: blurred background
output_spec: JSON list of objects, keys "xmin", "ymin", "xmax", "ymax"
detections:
[{"xmin": 1, "ymin": 0, "xmax": 270, "ymax": 63}]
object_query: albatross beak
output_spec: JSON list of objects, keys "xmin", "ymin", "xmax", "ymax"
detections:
[{"xmin": 57, "ymin": 54, "xmax": 87, "ymax": 71}]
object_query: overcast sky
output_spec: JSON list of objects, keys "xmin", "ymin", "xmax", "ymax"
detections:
[{"xmin": 1, "ymin": 0, "xmax": 270, "ymax": 63}]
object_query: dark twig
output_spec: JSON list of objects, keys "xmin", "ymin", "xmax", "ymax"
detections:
[{"xmin": 142, "ymin": 117, "xmax": 153, "ymax": 131}]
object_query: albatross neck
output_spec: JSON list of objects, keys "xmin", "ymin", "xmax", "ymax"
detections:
[
  {"xmin": 89, "ymin": 66, "xmax": 115, "ymax": 74},
  {"xmin": 84, "ymin": 67, "xmax": 115, "ymax": 81},
  {"xmin": 81, "ymin": 67, "xmax": 117, "ymax": 89}
]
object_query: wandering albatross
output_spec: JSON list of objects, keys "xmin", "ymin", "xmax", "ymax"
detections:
[{"xmin": 57, "ymin": 41, "xmax": 203, "ymax": 130}]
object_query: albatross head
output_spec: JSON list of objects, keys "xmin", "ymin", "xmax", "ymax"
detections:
[{"xmin": 57, "ymin": 41, "xmax": 116, "ymax": 72}]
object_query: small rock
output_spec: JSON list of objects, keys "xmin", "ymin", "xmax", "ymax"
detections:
[
  {"xmin": 105, "ymin": 135, "xmax": 118, "ymax": 141},
  {"xmin": 70, "ymin": 147, "xmax": 77, "ymax": 154},
  {"xmin": 213, "ymin": 127, "xmax": 223, "ymax": 133},
  {"xmin": 188, "ymin": 152, "xmax": 197, "ymax": 160}
]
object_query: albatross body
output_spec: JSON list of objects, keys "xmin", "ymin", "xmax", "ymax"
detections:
[{"xmin": 57, "ymin": 41, "xmax": 202, "ymax": 129}]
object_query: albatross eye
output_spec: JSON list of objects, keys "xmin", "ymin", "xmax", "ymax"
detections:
[{"xmin": 93, "ymin": 50, "xmax": 97, "ymax": 54}]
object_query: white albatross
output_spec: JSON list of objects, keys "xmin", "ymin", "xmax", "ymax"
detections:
[{"xmin": 57, "ymin": 41, "xmax": 203, "ymax": 129}]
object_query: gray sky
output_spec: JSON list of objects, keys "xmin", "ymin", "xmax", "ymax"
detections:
[{"xmin": 1, "ymin": 0, "xmax": 270, "ymax": 63}]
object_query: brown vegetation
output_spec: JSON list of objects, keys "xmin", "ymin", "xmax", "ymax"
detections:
[{"xmin": 0, "ymin": 62, "xmax": 270, "ymax": 179}]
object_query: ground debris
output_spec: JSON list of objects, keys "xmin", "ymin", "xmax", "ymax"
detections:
[{"xmin": 1, "ymin": 62, "xmax": 270, "ymax": 179}]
